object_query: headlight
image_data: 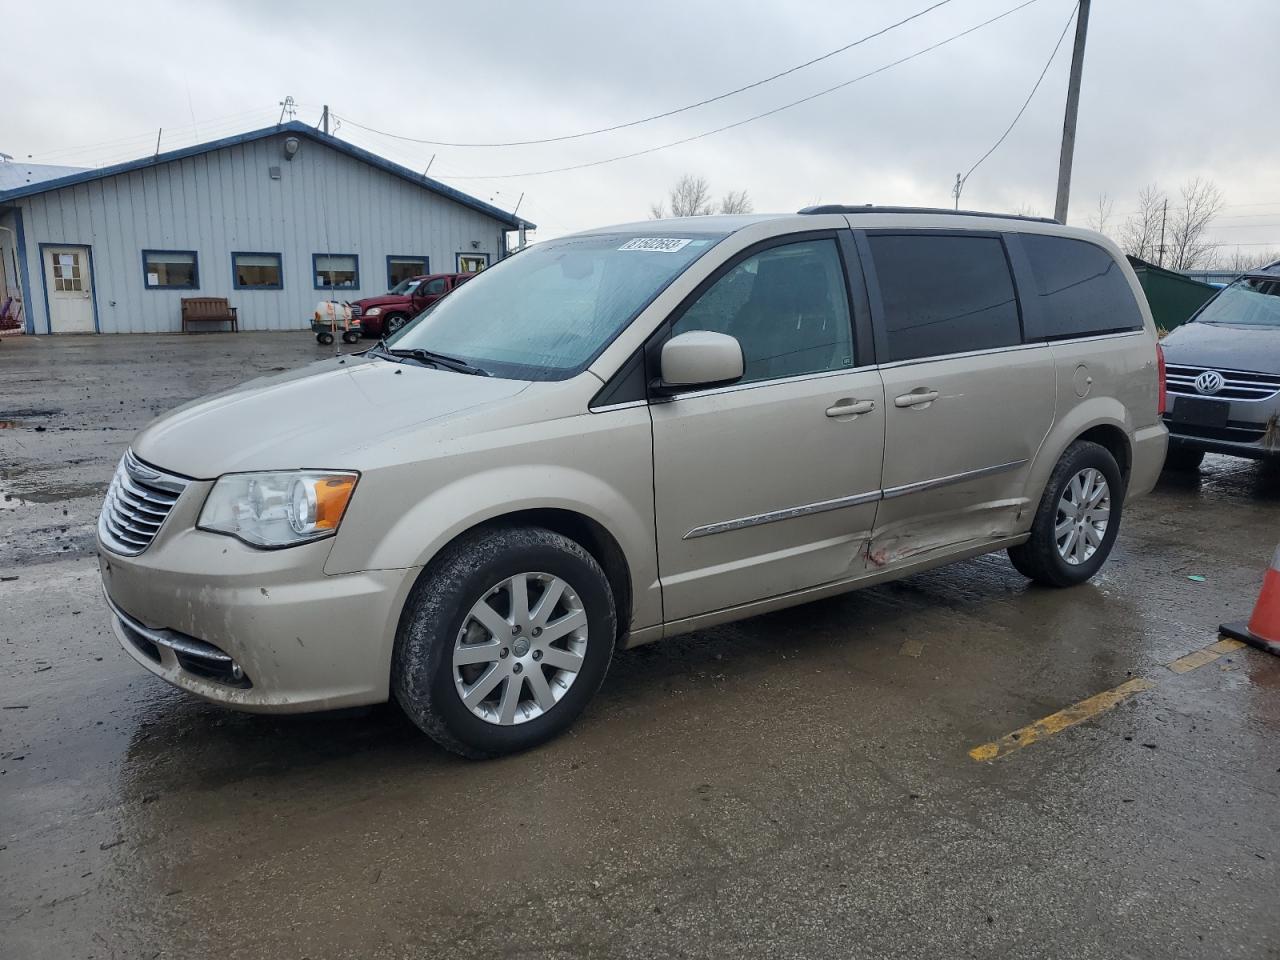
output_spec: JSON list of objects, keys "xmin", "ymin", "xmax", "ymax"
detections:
[
  {"xmin": 364, "ymin": 306, "xmax": 382, "ymax": 316},
  {"xmin": 198, "ymin": 471, "xmax": 358, "ymax": 548}
]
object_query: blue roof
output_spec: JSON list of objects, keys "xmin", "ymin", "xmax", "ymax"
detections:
[{"xmin": 0, "ymin": 121, "xmax": 534, "ymax": 230}]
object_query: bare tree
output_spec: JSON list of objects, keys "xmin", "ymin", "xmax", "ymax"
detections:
[
  {"xmin": 1165, "ymin": 177, "xmax": 1224, "ymax": 271},
  {"xmin": 1119, "ymin": 185, "xmax": 1166, "ymax": 263},
  {"xmin": 1210, "ymin": 247, "xmax": 1280, "ymax": 272},
  {"xmin": 662, "ymin": 174, "xmax": 714, "ymax": 218},
  {"xmin": 717, "ymin": 189, "xmax": 754, "ymax": 215},
  {"xmin": 650, "ymin": 174, "xmax": 750, "ymax": 218},
  {"xmin": 1087, "ymin": 193, "xmax": 1115, "ymax": 235},
  {"xmin": 1010, "ymin": 202, "xmax": 1043, "ymax": 218}
]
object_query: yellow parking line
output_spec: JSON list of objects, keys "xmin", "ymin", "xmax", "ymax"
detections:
[
  {"xmin": 1167, "ymin": 638, "xmax": 1245, "ymax": 674},
  {"xmin": 969, "ymin": 678, "xmax": 1155, "ymax": 762},
  {"xmin": 970, "ymin": 637, "xmax": 1250, "ymax": 762}
]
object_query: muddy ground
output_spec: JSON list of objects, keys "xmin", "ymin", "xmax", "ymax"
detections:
[{"xmin": 2, "ymin": 333, "xmax": 1278, "ymax": 959}]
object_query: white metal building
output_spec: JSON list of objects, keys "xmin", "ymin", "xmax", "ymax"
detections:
[{"xmin": 0, "ymin": 122, "xmax": 533, "ymax": 334}]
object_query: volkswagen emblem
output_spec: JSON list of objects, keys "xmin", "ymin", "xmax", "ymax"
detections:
[{"xmin": 1193, "ymin": 370, "xmax": 1225, "ymax": 396}]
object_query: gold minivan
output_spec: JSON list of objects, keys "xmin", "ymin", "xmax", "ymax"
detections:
[{"xmin": 98, "ymin": 208, "xmax": 1169, "ymax": 757}]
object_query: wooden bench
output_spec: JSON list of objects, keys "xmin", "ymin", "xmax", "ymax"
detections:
[{"xmin": 181, "ymin": 297, "xmax": 238, "ymax": 333}]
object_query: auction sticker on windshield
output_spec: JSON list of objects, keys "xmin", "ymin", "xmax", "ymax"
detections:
[{"xmin": 618, "ymin": 238, "xmax": 693, "ymax": 253}]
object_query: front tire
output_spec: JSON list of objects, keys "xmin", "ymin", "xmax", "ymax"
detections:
[
  {"xmin": 383, "ymin": 313, "xmax": 408, "ymax": 336},
  {"xmin": 1008, "ymin": 440, "xmax": 1125, "ymax": 588},
  {"xmin": 392, "ymin": 526, "xmax": 616, "ymax": 758}
]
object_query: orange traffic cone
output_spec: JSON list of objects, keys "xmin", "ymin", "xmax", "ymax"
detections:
[{"xmin": 1221, "ymin": 545, "xmax": 1280, "ymax": 656}]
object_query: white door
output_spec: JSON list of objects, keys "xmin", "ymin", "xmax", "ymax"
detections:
[{"xmin": 44, "ymin": 246, "xmax": 94, "ymax": 333}]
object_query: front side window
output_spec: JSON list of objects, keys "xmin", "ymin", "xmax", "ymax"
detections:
[
  {"xmin": 1020, "ymin": 235, "xmax": 1142, "ymax": 339},
  {"xmin": 867, "ymin": 234, "xmax": 1020, "ymax": 363},
  {"xmin": 390, "ymin": 232, "xmax": 724, "ymax": 380},
  {"xmin": 314, "ymin": 253, "xmax": 358, "ymax": 289},
  {"xmin": 143, "ymin": 250, "xmax": 198, "ymax": 289},
  {"xmin": 671, "ymin": 238, "xmax": 854, "ymax": 384},
  {"xmin": 232, "ymin": 252, "xmax": 283, "ymax": 290},
  {"xmin": 1194, "ymin": 275, "xmax": 1280, "ymax": 328},
  {"xmin": 421, "ymin": 277, "xmax": 448, "ymax": 296},
  {"xmin": 388, "ymin": 256, "xmax": 427, "ymax": 288}
]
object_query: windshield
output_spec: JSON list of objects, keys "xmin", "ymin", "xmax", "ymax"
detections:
[
  {"xmin": 1195, "ymin": 275, "xmax": 1280, "ymax": 327},
  {"xmin": 386, "ymin": 232, "xmax": 724, "ymax": 379},
  {"xmin": 388, "ymin": 278, "xmax": 422, "ymax": 296}
]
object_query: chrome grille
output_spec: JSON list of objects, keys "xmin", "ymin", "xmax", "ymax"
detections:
[
  {"xmin": 1166, "ymin": 364, "xmax": 1280, "ymax": 402},
  {"xmin": 98, "ymin": 450, "xmax": 190, "ymax": 556},
  {"xmin": 349, "ymin": 305, "xmax": 362, "ymax": 317}
]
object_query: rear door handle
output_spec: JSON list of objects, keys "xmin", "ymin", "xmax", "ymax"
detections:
[
  {"xmin": 825, "ymin": 398, "xmax": 876, "ymax": 418},
  {"xmin": 894, "ymin": 389, "xmax": 939, "ymax": 408}
]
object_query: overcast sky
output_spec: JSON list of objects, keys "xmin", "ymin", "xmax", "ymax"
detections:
[{"xmin": 4, "ymin": 0, "xmax": 1277, "ymax": 253}]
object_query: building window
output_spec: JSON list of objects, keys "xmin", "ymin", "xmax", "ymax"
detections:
[
  {"xmin": 387, "ymin": 256, "xmax": 428, "ymax": 290},
  {"xmin": 456, "ymin": 252, "xmax": 490, "ymax": 273},
  {"xmin": 232, "ymin": 252, "xmax": 283, "ymax": 290},
  {"xmin": 51, "ymin": 251, "xmax": 84, "ymax": 292},
  {"xmin": 142, "ymin": 250, "xmax": 199, "ymax": 289},
  {"xmin": 313, "ymin": 253, "xmax": 359, "ymax": 290}
]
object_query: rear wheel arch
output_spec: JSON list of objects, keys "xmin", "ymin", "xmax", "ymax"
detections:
[{"xmin": 1075, "ymin": 423, "xmax": 1132, "ymax": 489}]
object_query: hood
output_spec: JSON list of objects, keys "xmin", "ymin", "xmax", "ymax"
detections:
[
  {"xmin": 132, "ymin": 356, "xmax": 530, "ymax": 478},
  {"xmin": 1162, "ymin": 321, "xmax": 1280, "ymax": 375},
  {"xmin": 352, "ymin": 294, "xmax": 411, "ymax": 309}
]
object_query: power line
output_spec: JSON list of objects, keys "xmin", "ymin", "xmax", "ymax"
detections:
[
  {"xmin": 958, "ymin": 2, "xmax": 1076, "ymax": 193},
  {"xmin": 385, "ymin": 0, "xmax": 1046, "ymax": 181},
  {"xmin": 335, "ymin": 1, "xmax": 958, "ymax": 149}
]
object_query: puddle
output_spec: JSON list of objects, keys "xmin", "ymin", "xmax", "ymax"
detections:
[{"xmin": 1, "ymin": 481, "xmax": 105, "ymax": 504}]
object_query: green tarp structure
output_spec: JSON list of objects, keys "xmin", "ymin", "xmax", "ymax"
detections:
[{"xmin": 1127, "ymin": 255, "xmax": 1219, "ymax": 332}]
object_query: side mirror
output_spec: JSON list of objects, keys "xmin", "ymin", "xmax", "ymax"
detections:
[{"xmin": 655, "ymin": 330, "xmax": 744, "ymax": 395}]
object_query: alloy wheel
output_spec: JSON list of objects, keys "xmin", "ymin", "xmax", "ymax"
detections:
[
  {"xmin": 1055, "ymin": 467, "xmax": 1110, "ymax": 565},
  {"xmin": 452, "ymin": 572, "xmax": 588, "ymax": 725}
]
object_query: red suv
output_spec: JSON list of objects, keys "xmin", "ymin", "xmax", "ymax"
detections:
[{"xmin": 352, "ymin": 273, "xmax": 475, "ymax": 338}]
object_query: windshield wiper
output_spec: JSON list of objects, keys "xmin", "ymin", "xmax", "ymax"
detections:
[
  {"xmin": 391, "ymin": 347, "xmax": 489, "ymax": 377},
  {"xmin": 365, "ymin": 337, "xmax": 400, "ymax": 361}
]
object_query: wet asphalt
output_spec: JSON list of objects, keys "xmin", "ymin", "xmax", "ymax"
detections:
[{"xmin": 2, "ymin": 333, "xmax": 1278, "ymax": 960}]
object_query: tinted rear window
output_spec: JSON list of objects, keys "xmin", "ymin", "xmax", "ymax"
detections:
[
  {"xmin": 1020, "ymin": 235, "xmax": 1143, "ymax": 339},
  {"xmin": 867, "ymin": 234, "xmax": 1021, "ymax": 363}
]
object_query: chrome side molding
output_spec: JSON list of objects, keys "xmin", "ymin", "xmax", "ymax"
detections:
[
  {"xmin": 683, "ymin": 459, "xmax": 1029, "ymax": 539},
  {"xmin": 880, "ymin": 459, "xmax": 1028, "ymax": 500},
  {"xmin": 684, "ymin": 490, "xmax": 881, "ymax": 540}
]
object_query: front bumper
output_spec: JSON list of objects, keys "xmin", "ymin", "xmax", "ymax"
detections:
[
  {"xmin": 1163, "ymin": 389, "xmax": 1280, "ymax": 461},
  {"xmin": 98, "ymin": 490, "xmax": 416, "ymax": 712}
]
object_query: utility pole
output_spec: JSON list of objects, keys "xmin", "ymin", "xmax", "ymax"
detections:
[
  {"xmin": 952, "ymin": 173, "xmax": 963, "ymax": 210},
  {"xmin": 321, "ymin": 105, "xmax": 330, "ymax": 135},
  {"xmin": 1053, "ymin": 0, "xmax": 1091, "ymax": 224},
  {"xmin": 1157, "ymin": 197, "xmax": 1169, "ymax": 267}
]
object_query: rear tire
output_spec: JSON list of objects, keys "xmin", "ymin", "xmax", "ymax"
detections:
[
  {"xmin": 1163, "ymin": 446, "xmax": 1205, "ymax": 472},
  {"xmin": 1008, "ymin": 440, "xmax": 1124, "ymax": 588},
  {"xmin": 392, "ymin": 526, "xmax": 616, "ymax": 759},
  {"xmin": 316, "ymin": 331, "xmax": 335, "ymax": 345}
]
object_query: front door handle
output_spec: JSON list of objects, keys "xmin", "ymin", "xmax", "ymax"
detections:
[
  {"xmin": 894, "ymin": 389, "xmax": 939, "ymax": 408},
  {"xmin": 825, "ymin": 398, "xmax": 876, "ymax": 418}
]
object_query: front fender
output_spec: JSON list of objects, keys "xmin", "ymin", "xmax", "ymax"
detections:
[{"xmin": 323, "ymin": 405, "xmax": 660, "ymax": 630}]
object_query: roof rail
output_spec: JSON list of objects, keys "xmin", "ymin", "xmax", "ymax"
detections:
[{"xmin": 797, "ymin": 204, "xmax": 1060, "ymax": 225}]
